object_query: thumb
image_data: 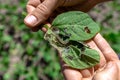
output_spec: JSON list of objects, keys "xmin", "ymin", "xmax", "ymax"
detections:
[
  {"xmin": 24, "ymin": 0, "xmax": 62, "ymax": 28},
  {"xmin": 93, "ymin": 62, "xmax": 119, "ymax": 80}
]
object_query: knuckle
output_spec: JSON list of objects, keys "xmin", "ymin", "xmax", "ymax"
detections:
[{"xmin": 36, "ymin": 4, "xmax": 51, "ymax": 18}]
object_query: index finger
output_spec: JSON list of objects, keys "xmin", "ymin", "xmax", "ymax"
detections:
[{"xmin": 93, "ymin": 33, "xmax": 119, "ymax": 61}]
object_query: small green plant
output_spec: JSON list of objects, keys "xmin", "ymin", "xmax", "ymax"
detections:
[{"xmin": 44, "ymin": 11, "xmax": 100, "ymax": 69}]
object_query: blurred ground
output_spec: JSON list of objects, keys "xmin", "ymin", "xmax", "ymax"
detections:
[{"xmin": 0, "ymin": 0, "xmax": 120, "ymax": 80}]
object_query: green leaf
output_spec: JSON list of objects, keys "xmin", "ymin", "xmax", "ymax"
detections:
[
  {"xmin": 52, "ymin": 11, "xmax": 100, "ymax": 41},
  {"xmin": 44, "ymin": 11, "xmax": 100, "ymax": 69}
]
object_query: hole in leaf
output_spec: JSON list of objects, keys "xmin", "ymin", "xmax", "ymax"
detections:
[{"xmin": 84, "ymin": 27, "xmax": 91, "ymax": 34}]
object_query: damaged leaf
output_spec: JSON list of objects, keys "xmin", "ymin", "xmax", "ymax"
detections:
[{"xmin": 44, "ymin": 11, "xmax": 100, "ymax": 69}]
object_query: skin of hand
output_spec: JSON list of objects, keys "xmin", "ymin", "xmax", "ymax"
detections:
[
  {"xmin": 24, "ymin": 0, "xmax": 120, "ymax": 80},
  {"xmin": 24, "ymin": 0, "xmax": 111, "ymax": 31}
]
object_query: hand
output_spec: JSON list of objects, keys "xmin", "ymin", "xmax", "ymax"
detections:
[
  {"xmin": 60, "ymin": 33, "xmax": 120, "ymax": 80},
  {"xmin": 24, "ymin": 0, "xmax": 111, "ymax": 31},
  {"xmin": 24, "ymin": 0, "xmax": 119, "ymax": 80}
]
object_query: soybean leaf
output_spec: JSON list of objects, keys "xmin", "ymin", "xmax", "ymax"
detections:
[
  {"xmin": 44, "ymin": 11, "xmax": 100, "ymax": 69},
  {"xmin": 52, "ymin": 11, "xmax": 100, "ymax": 41}
]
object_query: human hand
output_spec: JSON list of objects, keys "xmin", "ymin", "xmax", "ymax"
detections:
[
  {"xmin": 60, "ymin": 33, "xmax": 120, "ymax": 80},
  {"xmin": 24, "ymin": 0, "xmax": 111, "ymax": 31}
]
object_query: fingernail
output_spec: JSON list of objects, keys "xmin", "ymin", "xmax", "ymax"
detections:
[{"xmin": 25, "ymin": 15, "xmax": 37, "ymax": 27}]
